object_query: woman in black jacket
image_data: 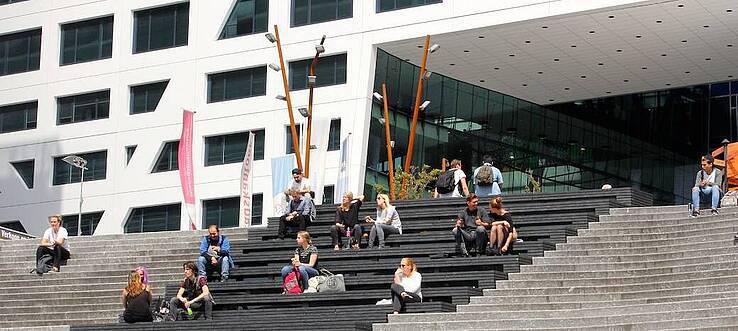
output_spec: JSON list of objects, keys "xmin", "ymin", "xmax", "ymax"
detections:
[
  {"xmin": 121, "ymin": 270, "xmax": 153, "ymax": 323},
  {"xmin": 330, "ymin": 192, "xmax": 364, "ymax": 250}
]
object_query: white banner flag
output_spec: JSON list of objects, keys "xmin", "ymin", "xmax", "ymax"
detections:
[{"xmin": 240, "ymin": 132, "xmax": 256, "ymax": 227}]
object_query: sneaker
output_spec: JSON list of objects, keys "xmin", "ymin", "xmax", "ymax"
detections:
[
  {"xmin": 219, "ymin": 277, "xmax": 228, "ymax": 283},
  {"xmin": 711, "ymin": 209, "xmax": 719, "ymax": 216},
  {"xmin": 334, "ymin": 245, "xmax": 340, "ymax": 251},
  {"xmin": 690, "ymin": 210, "xmax": 700, "ymax": 218}
]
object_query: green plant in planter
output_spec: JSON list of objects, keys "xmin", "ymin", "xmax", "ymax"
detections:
[{"xmin": 373, "ymin": 165, "xmax": 442, "ymax": 200}]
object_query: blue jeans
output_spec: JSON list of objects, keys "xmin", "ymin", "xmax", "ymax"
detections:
[
  {"xmin": 196, "ymin": 255, "xmax": 231, "ymax": 279},
  {"xmin": 692, "ymin": 186, "xmax": 720, "ymax": 210},
  {"xmin": 281, "ymin": 264, "xmax": 319, "ymax": 290}
]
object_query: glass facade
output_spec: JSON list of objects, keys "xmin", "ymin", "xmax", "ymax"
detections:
[
  {"xmin": 63, "ymin": 211, "xmax": 103, "ymax": 236},
  {"xmin": 130, "ymin": 80, "xmax": 168, "ymax": 114},
  {"xmin": 0, "ymin": 101, "xmax": 37, "ymax": 134},
  {"xmin": 152, "ymin": 141, "xmax": 179, "ymax": 173},
  {"xmin": 57, "ymin": 90, "xmax": 110, "ymax": 125},
  {"xmin": 11, "ymin": 160, "xmax": 34, "ymax": 189},
  {"xmin": 53, "ymin": 150, "xmax": 107, "ymax": 185},
  {"xmin": 60, "ymin": 16, "xmax": 113, "ymax": 65},
  {"xmin": 125, "ymin": 203, "xmax": 181, "ymax": 233},
  {"xmin": 204, "ymin": 129, "xmax": 265, "ymax": 166},
  {"xmin": 220, "ymin": 0, "xmax": 269, "ymax": 39},
  {"xmin": 289, "ymin": 53, "xmax": 347, "ymax": 91},
  {"xmin": 366, "ymin": 49, "xmax": 726, "ymax": 204},
  {"xmin": 292, "ymin": 0, "xmax": 352, "ymax": 27},
  {"xmin": 0, "ymin": 28, "xmax": 41, "ymax": 77},
  {"xmin": 133, "ymin": 2, "xmax": 189, "ymax": 53},
  {"xmin": 207, "ymin": 66, "xmax": 267, "ymax": 103}
]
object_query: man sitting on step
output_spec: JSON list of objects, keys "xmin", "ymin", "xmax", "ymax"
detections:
[
  {"xmin": 452, "ymin": 194, "xmax": 489, "ymax": 257},
  {"xmin": 169, "ymin": 261, "xmax": 213, "ymax": 321},
  {"xmin": 691, "ymin": 154, "xmax": 723, "ymax": 217},
  {"xmin": 278, "ymin": 188, "xmax": 315, "ymax": 240},
  {"xmin": 196, "ymin": 225, "xmax": 234, "ymax": 282}
]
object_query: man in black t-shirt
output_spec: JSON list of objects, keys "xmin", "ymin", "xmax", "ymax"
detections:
[
  {"xmin": 168, "ymin": 261, "xmax": 213, "ymax": 320},
  {"xmin": 452, "ymin": 194, "xmax": 489, "ymax": 256}
]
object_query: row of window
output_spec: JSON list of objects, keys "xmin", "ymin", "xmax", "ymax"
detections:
[
  {"xmin": 1, "ymin": 0, "xmax": 442, "ymax": 76},
  {"xmin": 10, "ymin": 121, "xmax": 340, "ymax": 188},
  {"xmin": 0, "ymin": 53, "xmax": 347, "ymax": 134}
]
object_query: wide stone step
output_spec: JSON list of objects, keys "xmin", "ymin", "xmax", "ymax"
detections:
[
  {"xmin": 0, "ymin": 273, "xmax": 181, "ymax": 288},
  {"xmin": 592, "ymin": 212, "xmax": 738, "ymax": 228},
  {"xmin": 495, "ymin": 272, "xmax": 738, "ymax": 291},
  {"xmin": 608, "ymin": 205, "xmax": 693, "ymax": 216},
  {"xmin": 0, "ymin": 302, "xmax": 123, "ymax": 315},
  {"xmin": 0, "ymin": 309, "xmax": 119, "ymax": 323},
  {"xmin": 0, "ymin": 266, "xmax": 180, "ymax": 281},
  {"xmin": 0, "ymin": 248, "xmax": 200, "ymax": 265},
  {"xmin": 0, "ymin": 317, "xmax": 112, "ymax": 329},
  {"xmin": 2, "ymin": 260, "xmax": 185, "ymax": 274},
  {"xmin": 515, "ymin": 260, "xmax": 738, "ymax": 280},
  {"xmin": 0, "ymin": 251, "xmax": 201, "ymax": 270},
  {"xmin": 544, "ymin": 240, "xmax": 728, "ymax": 257},
  {"xmin": 581, "ymin": 216, "xmax": 738, "ymax": 235},
  {"xmin": 0, "ymin": 228, "xmax": 249, "ymax": 247},
  {"xmin": 533, "ymin": 246, "xmax": 737, "ymax": 265},
  {"xmin": 498, "ymin": 267, "xmax": 738, "ymax": 289},
  {"xmin": 0, "ymin": 290, "xmax": 121, "ymax": 302},
  {"xmin": 556, "ymin": 232, "xmax": 734, "ymax": 251},
  {"xmin": 519, "ymin": 252, "xmax": 738, "ymax": 273},
  {"xmin": 566, "ymin": 224, "xmax": 737, "ymax": 243},
  {"xmin": 376, "ymin": 305, "xmax": 738, "ymax": 330}
]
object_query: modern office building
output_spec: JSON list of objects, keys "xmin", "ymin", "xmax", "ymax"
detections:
[{"xmin": 0, "ymin": 0, "xmax": 735, "ymax": 235}]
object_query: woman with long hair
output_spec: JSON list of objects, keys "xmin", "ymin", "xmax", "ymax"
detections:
[
  {"xmin": 488, "ymin": 196, "xmax": 518, "ymax": 255},
  {"xmin": 280, "ymin": 231, "xmax": 319, "ymax": 292},
  {"xmin": 121, "ymin": 270, "xmax": 153, "ymax": 323},
  {"xmin": 366, "ymin": 194, "xmax": 402, "ymax": 249},
  {"xmin": 391, "ymin": 257, "xmax": 422, "ymax": 314},
  {"xmin": 331, "ymin": 192, "xmax": 364, "ymax": 250}
]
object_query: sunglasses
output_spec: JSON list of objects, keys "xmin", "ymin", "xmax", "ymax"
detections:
[{"xmin": 400, "ymin": 264, "xmax": 408, "ymax": 267}]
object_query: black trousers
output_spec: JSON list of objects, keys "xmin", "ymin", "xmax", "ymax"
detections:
[
  {"xmin": 36, "ymin": 245, "xmax": 70, "ymax": 269},
  {"xmin": 390, "ymin": 283, "xmax": 421, "ymax": 312},
  {"xmin": 329, "ymin": 224, "xmax": 363, "ymax": 246},
  {"xmin": 168, "ymin": 297, "xmax": 213, "ymax": 320},
  {"xmin": 278, "ymin": 214, "xmax": 309, "ymax": 238}
]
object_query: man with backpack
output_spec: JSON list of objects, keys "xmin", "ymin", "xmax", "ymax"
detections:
[
  {"xmin": 278, "ymin": 189, "xmax": 316, "ymax": 239},
  {"xmin": 196, "ymin": 225, "xmax": 234, "ymax": 282},
  {"xmin": 435, "ymin": 159, "xmax": 469, "ymax": 198},
  {"xmin": 168, "ymin": 262, "xmax": 213, "ymax": 320},
  {"xmin": 473, "ymin": 156, "xmax": 504, "ymax": 197}
]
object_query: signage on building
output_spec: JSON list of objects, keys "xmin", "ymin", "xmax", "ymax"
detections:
[{"xmin": 0, "ymin": 226, "xmax": 34, "ymax": 240}]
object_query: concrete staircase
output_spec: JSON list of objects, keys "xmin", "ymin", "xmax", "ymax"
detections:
[
  {"xmin": 375, "ymin": 205, "xmax": 738, "ymax": 330},
  {"xmin": 0, "ymin": 227, "xmax": 248, "ymax": 329}
]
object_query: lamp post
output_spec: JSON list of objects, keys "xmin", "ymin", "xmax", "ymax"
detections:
[
  {"xmin": 62, "ymin": 155, "xmax": 87, "ymax": 236},
  {"xmin": 304, "ymin": 35, "xmax": 327, "ymax": 178},
  {"xmin": 373, "ymin": 84, "xmax": 396, "ymax": 200}
]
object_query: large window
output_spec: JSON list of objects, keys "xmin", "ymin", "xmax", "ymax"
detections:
[
  {"xmin": 0, "ymin": 0, "xmax": 30, "ymax": 5},
  {"xmin": 130, "ymin": 80, "xmax": 169, "ymax": 114},
  {"xmin": 377, "ymin": 0, "xmax": 441, "ymax": 12},
  {"xmin": 11, "ymin": 160, "xmax": 34, "ymax": 189},
  {"xmin": 62, "ymin": 211, "xmax": 104, "ymax": 236},
  {"xmin": 133, "ymin": 2, "xmax": 189, "ymax": 53},
  {"xmin": 289, "ymin": 53, "xmax": 346, "ymax": 90},
  {"xmin": 292, "ymin": 0, "xmax": 352, "ymax": 27},
  {"xmin": 0, "ymin": 28, "xmax": 41, "ymax": 76},
  {"xmin": 60, "ymin": 16, "xmax": 113, "ymax": 65},
  {"xmin": 203, "ymin": 197, "xmax": 239, "ymax": 228},
  {"xmin": 252, "ymin": 193, "xmax": 263, "ymax": 225},
  {"xmin": 205, "ymin": 130, "xmax": 265, "ymax": 166},
  {"xmin": 57, "ymin": 90, "xmax": 110, "ymax": 125},
  {"xmin": 0, "ymin": 101, "xmax": 37, "ymax": 134},
  {"xmin": 208, "ymin": 66, "xmax": 267, "ymax": 103},
  {"xmin": 125, "ymin": 203, "xmax": 181, "ymax": 233},
  {"xmin": 322, "ymin": 185, "xmax": 334, "ymax": 204},
  {"xmin": 152, "ymin": 141, "xmax": 179, "ymax": 173},
  {"xmin": 126, "ymin": 145, "xmax": 137, "ymax": 165},
  {"xmin": 328, "ymin": 119, "xmax": 341, "ymax": 151},
  {"xmin": 53, "ymin": 151, "xmax": 107, "ymax": 185},
  {"xmin": 285, "ymin": 125, "xmax": 302, "ymax": 154},
  {"xmin": 220, "ymin": 0, "xmax": 268, "ymax": 39}
]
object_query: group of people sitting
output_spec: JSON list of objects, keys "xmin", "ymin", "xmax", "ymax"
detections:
[{"xmin": 453, "ymin": 194, "xmax": 517, "ymax": 257}]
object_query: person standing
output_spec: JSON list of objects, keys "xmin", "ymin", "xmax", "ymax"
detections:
[
  {"xmin": 691, "ymin": 154, "xmax": 723, "ymax": 217},
  {"xmin": 390, "ymin": 257, "xmax": 422, "ymax": 314},
  {"xmin": 287, "ymin": 168, "xmax": 312, "ymax": 198},
  {"xmin": 330, "ymin": 192, "xmax": 364, "ymax": 250},
  {"xmin": 435, "ymin": 159, "xmax": 469, "ymax": 198},
  {"xmin": 196, "ymin": 225, "xmax": 234, "ymax": 282},
  {"xmin": 473, "ymin": 155, "xmax": 504, "ymax": 197},
  {"xmin": 366, "ymin": 194, "xmax": 402, "ymax": 249},
  {"xmin": 35, "ymin": 215, "xmax": 71, "ymax": 273}
]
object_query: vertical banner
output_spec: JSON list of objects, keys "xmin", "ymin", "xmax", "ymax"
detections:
[
  {"xmin": 335, "ymin": 133, "xmax": 351, "ymax": 202},
  {"xmin": 178, "ymin": 110, "xmax": 197, "ymax": 230},
  {"xmin": 240, "ymin": 132, "xmax": 256, "ymax": 227}
]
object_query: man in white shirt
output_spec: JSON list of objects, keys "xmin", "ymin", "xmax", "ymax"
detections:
[
  {"xmin": 35, "ymin": 215, "xmax": 71, "ymax": 272},
  {"xmin": 287, "ymin": 168, "xmax": 312, "ymax": 198}
]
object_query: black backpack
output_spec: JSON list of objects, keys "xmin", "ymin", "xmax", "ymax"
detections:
[
  {"xmin": 436, "ymin": 170, "xmax": 457, "ymax": 194},
  {"xmin": 33, "ymin": 253, "xmax": 53, "ymax": 274}
]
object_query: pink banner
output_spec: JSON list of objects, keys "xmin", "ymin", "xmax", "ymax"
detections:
[
  {"xmin": 179, "ymin": 109, "xmax": 197, "ymax": 230},
  {"xmin": 240, "ymin": 132, "xmax": 256, "ymax": 227}
]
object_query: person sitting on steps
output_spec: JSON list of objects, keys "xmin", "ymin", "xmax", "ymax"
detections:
[
  {"xmin": 280, "ymin": 231, "xmax": 319, "ymax": 291},
  {"xmin": 691, "ymin": 154, "xmax": 723, "ymax": 217},
  {"xmin": 331, "ymin": 192, "xmax": 364, "ymax": 250},
  {"xmin": 366, "ymin": 194, "xmax": 402, "ymax": 249},
  {"xmin": 121, "ymin": 270, "xmax": 153, "ymax": 323},
  {"xmin": 488, "ymin": 197, "xmax": 518, "ymax": 255},
  {"xmin": 390, "ymin": 257, "xmax": 422, "ymax": 314},
  {"xmin": 452, "ymin": 193, "xmax": 489, "ymax": 257},
  {"xmin": 196, "ymin": 225, "xmax": 234, "ymax": 282},
  {"xmin": 168, "ymin": 261, "xmax": 213, "ymax": 320},
  {"xmin": 35, "ymin": 215, "xmax": 71, "ymax": 273},
  {"xmin": 278, "ymin": 188, "xmax": 315, "ymax": 239}
]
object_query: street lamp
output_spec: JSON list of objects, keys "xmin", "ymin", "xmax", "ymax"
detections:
[{"xmin": 62, "ymin": 155, "xmax": 88, "ymax": 236}]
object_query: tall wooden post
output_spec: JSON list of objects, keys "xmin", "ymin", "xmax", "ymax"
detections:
[
  {"xmin": 273, "ymin": 25, "xmax": 303, "ymax": 171},
  {"xmin": 304, "ymin": 35, "xmax": 326, "ymax": 178},
  {"xmin": 400, "ymin": 35, "xmax": 431, "ymax": 199},
  {"xmin": 381, "ymin": 83, "xmax": 396, "ymax": 200}
]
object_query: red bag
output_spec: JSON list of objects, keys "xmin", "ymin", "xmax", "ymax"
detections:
[{"xmin": 283, "ymin": 267, "xmax": 303, "ymax": 294}]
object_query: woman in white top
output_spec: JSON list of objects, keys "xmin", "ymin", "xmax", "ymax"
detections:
[
  {"xmin": 391, "ymin": 257, "xmax": 422, "ymax": 314},
  {"xmin": 435, "ymin": 159, "xmax": 469, "ymax": 198},
  {"xmin": 366, "ymin": 194, "xmax": 402, "ymax": 249},
  {"xmin": 35, "ymin": 214, "xmax": 71, "ymax": 272}
]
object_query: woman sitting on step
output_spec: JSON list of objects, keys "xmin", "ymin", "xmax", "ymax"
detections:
[
  {"xmin": 487, "ymin": 197, "xmax": 518, "ymax": 255},
  {"xmin": 280, "ymin": 231, "xmax": 319, "ymax": 292},
  {"xmin": 331, "ymin": 192, "xmax": 364, "ymax": 250},
  {"xmin": 121, "ymin": 270, "xmax": 153, "ymax": 323},
  {"xmin": 391, "ymin": 257, "xmax": 422, "ymax": 314},
  {"xmin": 366, "ymin": 194, "xmax": 402, "ymax": 249}
]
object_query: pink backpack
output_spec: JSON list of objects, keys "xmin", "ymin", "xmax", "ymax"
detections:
[{"xmin": 283, "ymin": 267, "xmax": 303, "ymax": 294}]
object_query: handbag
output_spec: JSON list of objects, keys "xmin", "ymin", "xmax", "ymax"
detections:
[{"xmin": 316, "ymin": 268, "xmax": 345, "ymax": 293}]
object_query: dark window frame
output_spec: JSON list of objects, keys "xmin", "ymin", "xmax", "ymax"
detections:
[
  {"xmin": 376, "ymin": 0, "xmax": 441, "ymax": 13},
  {"xmin": 152, "ymin": 140, "xmax": 179, "ymax": 173},
  {"xmin": 202, "ymin": 196, "xmax": 239, "ymax": 229},
  {"xmin": 125, "ymin": 145, "xmax": 137, "ymax": 165},
  {"xmin": 289, "ymin": 53, "xmax": 347, "ymax": 91},
  {"xmin": 328, "ymin": 118, "xmax": 341, "ymax": 151},
  {"xmin": 291, "ymin": 0, "xmax": 353, "ymax": 27},
  {"xmin": 0, "ymin": 100, "xmax": 37, "ymax": 134},
  {"xmin": 52, "ymin": 150, "xmax": 108, "ymax": 185},
  {"xmin": 133, "ymin": 2, "xmax": 189, "ymax": 54},
  {"xmin": 62, "ymin": 211, "xmax": 104, "ymax": 236},
  {"xmin": 0, "ymin": 0, "xmax": 31, "ymax": 5},
  {"xmin": 0, "ymin": 28, "xmax": 41, "ymax": 76},
  {"xmin": 219, "ymin": 0, "xmax": 269, "ymax": 40},
  {"xmin": 60, "ymin": 15, "xmax": 114, "ymax": 66},
  {"xmin": 129, "ymin": 80, "xmax": 169, "ymax": 114},
  {"xmin": 124, "ymin": 203, "xmax": 181, "ymax": 233},
  {"xmin": 204, "ymin": 129, "xmax": 265, "ymax": 166},
  {"xmin": 207, "ymin": 66, "xmax": 267, "ymax": 103},
  {"xmin": 285, "ymin": 124, "xmax": 302, "ymax": 155},
  {"xmin": 56, "ymin": 90, "xmax": 110, "ymax": 125},
  {"xmin": 10, "ymin": 159, "xmax": 34, "ymax": 189}
]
